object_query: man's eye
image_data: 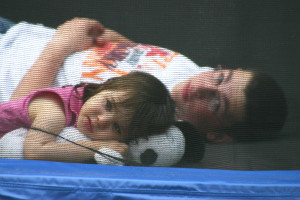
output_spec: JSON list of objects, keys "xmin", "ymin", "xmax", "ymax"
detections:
[
  {"xmin": 213, "ymin": 99, "xmax": 221, "ymax": 113},
  {"xmin": 106, "ymin": 100, "xmax": 112, "ymax": 111},
  {"xmin": 114, "ymin": 123, "xmax": 121, "ymax": 134},
  {"xmin": 216, "ymin": 73, "xmax": 224, "ymax": 85},
  {"xmin": 211, "ymin": 93, "xmax": 221, "ymax": 113}
]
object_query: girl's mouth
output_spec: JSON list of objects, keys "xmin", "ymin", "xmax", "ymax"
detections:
[{"xmin": 87, "ymin": 117, "xmax": 94, "ymax": 133}]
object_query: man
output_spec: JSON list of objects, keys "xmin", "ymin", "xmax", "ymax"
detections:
[{"xmin": 0, "ymin": 18, "xmax": 287, "ymax": 143}]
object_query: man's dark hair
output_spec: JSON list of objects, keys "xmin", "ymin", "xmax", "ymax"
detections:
[{"xmin": 230, "ymin": 70, "xmax": 288, "ymax": 142}]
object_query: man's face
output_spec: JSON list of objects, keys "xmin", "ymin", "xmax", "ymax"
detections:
[{"xmin": 172, "ymin": 69, "xmax": 253, "ymax": 135}]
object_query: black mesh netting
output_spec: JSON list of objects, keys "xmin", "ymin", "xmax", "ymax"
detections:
[{"xmin": 0, "ymin": 0, "xmax": 299, "ymax": 171}]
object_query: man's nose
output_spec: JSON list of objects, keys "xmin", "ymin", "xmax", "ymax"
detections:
[
  {"xmin": 97, "ymin": 114, "xmax": 112, "ymax": 130},
  {"xmin": 196, "ymin": 84, "xmax": 218, "ymax": 99}
]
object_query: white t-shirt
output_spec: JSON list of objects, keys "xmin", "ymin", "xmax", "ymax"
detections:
[{"xmin": 0, "ymin": 22, "xmax": 212, "ymax": 102}]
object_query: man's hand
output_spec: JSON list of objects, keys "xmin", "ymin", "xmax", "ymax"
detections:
[
  {"xmin": 97, "ymin": 28, "xmax": 134, "ymax": 45},
  {"xmin": 51, "ymin": 18, "xmax": 104, "ymax": 54}
]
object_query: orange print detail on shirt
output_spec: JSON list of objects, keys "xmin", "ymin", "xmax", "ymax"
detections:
[
  {"xmin": 82, "ymin": 43, "xmax": 136, "ymax": 81},
  {"xmin": 144, "ymin": 45, "xmax": 178, "ymax": 69},
  {"xmin": 82, "ymin": 43, "xmax": 179, "ymax": 80}
]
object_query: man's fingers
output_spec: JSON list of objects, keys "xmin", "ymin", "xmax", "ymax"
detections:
[{"xmin": 96, "ymin": 31, "xmax": 112, "ymax": 46}]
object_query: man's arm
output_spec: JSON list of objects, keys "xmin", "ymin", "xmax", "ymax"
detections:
[
  {"xmin": 10, "ymin": 18, "xmax": 104, "ymax": 100},
  {"xmin": 11, "ymin": 18, "xmax": 134, "ymax": 101},
  {"xmin": 10, "ymin": 40, "xmax": 69, "ymax": 101}
]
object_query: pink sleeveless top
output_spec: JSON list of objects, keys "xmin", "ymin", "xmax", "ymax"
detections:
[{"xmin": 0, "ymin": 86, "xmax": 84, "ymax": 137}]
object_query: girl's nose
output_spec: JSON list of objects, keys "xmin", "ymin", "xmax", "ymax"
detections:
[{"xmin": 97, "ymin": 114, "xmax": 112, "ymax": 130}]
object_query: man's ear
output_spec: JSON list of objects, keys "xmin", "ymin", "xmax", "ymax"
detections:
[{"xmin": 206, "ymin": 132, "xmax": 232, "ymax": 143}]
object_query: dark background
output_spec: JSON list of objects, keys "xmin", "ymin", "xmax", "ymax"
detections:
[{"xmin": 1, "ymin": 0, "xmax": 299, "ymax": 170}]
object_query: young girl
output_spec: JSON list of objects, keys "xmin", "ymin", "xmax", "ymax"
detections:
[{"xmin": 0, "ymin": 71, "xmax": 176, "ymax": 163}]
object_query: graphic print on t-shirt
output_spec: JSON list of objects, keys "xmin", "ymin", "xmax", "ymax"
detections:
[{"xmin": 81, "ymin": 43, "xmax": 178, "ymax": 83}]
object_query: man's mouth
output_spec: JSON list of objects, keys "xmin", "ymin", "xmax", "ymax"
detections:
[{"xmin": 183, "ymin": 81, "xmax": 191, "ymax": 102}]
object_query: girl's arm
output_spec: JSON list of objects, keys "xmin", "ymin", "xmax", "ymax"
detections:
[
  {"xmin": 11, "ymin": 18, "xmax": 133, "ymax": 101},
  {"xmin": 24, "ymin": 94, "xmax": 127, "ymax": 163}
]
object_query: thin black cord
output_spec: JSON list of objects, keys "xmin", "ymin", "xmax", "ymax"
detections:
[
  {"xmin": 29, "ymin": 126, "xmax": 143, "ymax": 166},
  {"xmin": 29, "ymin": 126, "xmax": 126, "ymax": 163}
]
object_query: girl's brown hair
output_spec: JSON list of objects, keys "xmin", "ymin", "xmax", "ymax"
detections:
[{"xmin": 78, "ymin": 71, "xmax": 176, "ymax": 142}]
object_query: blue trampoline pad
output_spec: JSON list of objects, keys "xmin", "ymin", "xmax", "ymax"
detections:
[{"xmin": 0, "ymin": 159, "xmax": 300, "ymax": 200}]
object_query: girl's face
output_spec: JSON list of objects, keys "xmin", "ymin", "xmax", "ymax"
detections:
[{"xmin": 77, "ymin": 90, "xmax": 132, "ymax": 141}]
